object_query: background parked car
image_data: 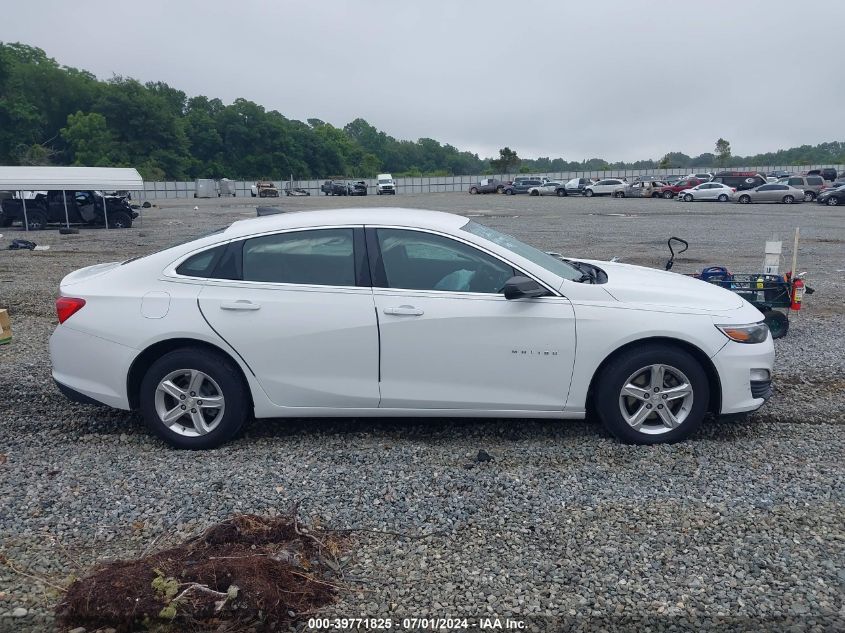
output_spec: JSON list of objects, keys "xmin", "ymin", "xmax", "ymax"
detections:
[
  {"xmin": 711, "ymin": 172, "xmax": 767, "ymax": 192},
  {"xmin": 658, "ymin": 178, "xmax": 707, "ymax": 199},
  {"xmin": 584, "ymin": 179, "xmax": 626, "ymax": 197},
  {"xmin": 251, "ymin": 181, "xmax": 279, "ymax": 198},
  {"xmin": 685, "ymin": 172, "xmax": 713, "ymax": 181},
  {"xmin": 320, "ymin": 180, "xmax": 348, "ymax": 196},
  {"xmin": 562, "ymin": 178, "xmax": 592, "ymax": 195},
  {"xmin": 347, "ymin": 181, "xmax": 368, "ymax": 196},
  {"xmin": 469, "ymin": 178, "xmax": 507, "ymax": 194},
  {"xmin": 807, "ymin": 168, "xmax": 838, "ymax": 182},
  {"xmin": 816, "ymin": 184, "xmax": 845, "ymax": 205},
  {"xmin": 0, "ymin": 190, "xmax": 137, "ymax": 229},
  {"xmin": 527, "ymin": 182, "xmax": 566, "ymax": 196},
  {"xmin": 780, "ymin": 175, "xmax": 826, "ymax": 201},
  {"xmin": 733, "ymin": 183, "xmax": 805, "ymax": 204},
  {"xmin": 505, "ymin": 179, "xmax": 544, "ymax": 195},
  {"xmin": 676, "ymin": 182, "xmax": 735, "ymax": 202}
]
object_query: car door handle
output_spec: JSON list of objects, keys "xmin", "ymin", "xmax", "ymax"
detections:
[
  {"xmin": 220, "ymin": 300, "xmax": 261, "ymax": 311},
  {"xmin": 383, "ymin": 305, "xmax": 424, "ymax": 316}
]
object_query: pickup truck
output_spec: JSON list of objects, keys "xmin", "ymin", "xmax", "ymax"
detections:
[
  {"xmin": 0, "ymin": 190, "xmax": 138, "ymax": 229},
  {"xmin": 321, "ymin": 180, "xmax": 348, "ymax": 196},
  {"xmin": 468, "ymin": 178, "xmax": 509, "ymax": 194},
  {"xmin": 657, "ymin": 178, "xmax": 706, "ymax": 199},
  {"xmin": 250, "ymin": 181, "xmax": 279, "ymax": 198}
]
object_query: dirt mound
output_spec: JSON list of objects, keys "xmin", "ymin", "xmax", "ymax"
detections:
[{"xmin": 56, "ymin": 514, "xmax": 341, "ymax": 632}]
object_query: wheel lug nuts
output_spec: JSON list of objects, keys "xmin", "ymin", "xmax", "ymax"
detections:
[
  {"xmin": 653, "ymin": 387, "xmax": 660, "ymax": 392},
  {"xmin": 644, "ymin": 393, "xmax": 650, "ymax": 399},
  {"xmin": 662, "ymin": 395, "xmax": 668, "ymax": 400},
  {"xmin": 190, "ymin": 391, "xmax": 196, "ymax": 397},
  {"xmin": 191, "ymin": 408, "xmax": 197, "ymax": 413},
  {"xmin": 181, "ymin": 405, "xmax": 186, "ymax": 410},
  {"xmin": 197, "ymin": 400, "xmax": 202, "ymax": 405},
  {"xmin": 658, "ymin": 404, "xmax": 664, "ymax": 409},
  {"xmin": 646, "ymin": 404, "xmax": 652, "ymax": 409}
]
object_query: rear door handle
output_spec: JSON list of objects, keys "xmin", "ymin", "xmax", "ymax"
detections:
[
  {"xmin": 220, "ymin": 300, "xmax": 261, "ymax": 311},
  {"xmin": 383, "ymin": 305, "xmax": 424, "ymax": 316}
]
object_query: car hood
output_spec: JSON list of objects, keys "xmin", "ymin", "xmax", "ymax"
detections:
[{"xmin": 578, "ymin": 260, "xmax": 746, "ymax": 313}]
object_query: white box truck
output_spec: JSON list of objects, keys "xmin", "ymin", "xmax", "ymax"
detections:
[
  {"xmin": 218, "ymin": 178, "xmax": 236, "ymax": 197},
  {"xmin": 376, "ymin": 173, "xmax": 396, "ymax": 195},
  {"xmin": 194, "ymin": 179, "xmax": 218, "ymax": 198}
]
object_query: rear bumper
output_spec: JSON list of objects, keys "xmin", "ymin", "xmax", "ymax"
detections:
[{"xmin": 50, "ymin": 325, "xmax": 135, "ymax": 410}]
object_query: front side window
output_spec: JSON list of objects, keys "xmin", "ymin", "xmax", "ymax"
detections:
[
  {"xmin": 242, "ymin": 228, "xmax": 355, "ymax": 286},
  {"xmin": 375, "ymin": 229, "xmax": 515, "ymax": 294}
]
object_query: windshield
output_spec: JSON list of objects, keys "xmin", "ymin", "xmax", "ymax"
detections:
[
  {"xmin": 378, "ymin": 179, "xmax": 391, "ymax": 184},
  {"xmin": 461, "ymin": 221, "xmax": 582, "ymax": 281}
]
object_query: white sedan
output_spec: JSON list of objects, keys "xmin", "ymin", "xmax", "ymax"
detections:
[
  {"xmin": 676, "ymin": 182, "xmax": 735, "ymax": 202},
  {"xmin": 50, "ymin": 209, "xmax": 774, "ymax": 449}
]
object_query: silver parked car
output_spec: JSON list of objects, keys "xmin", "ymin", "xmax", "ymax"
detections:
[
  {"xmin": 778, "ymin": 175, "xmax": 826, "ymax": 201},
  {"xmin": 733, "ymin": 183, "xmax": 805, "ymax": 204},
  {"xmin": 527, "ymin": 182, "xmax": 565, "ymax": 197}
]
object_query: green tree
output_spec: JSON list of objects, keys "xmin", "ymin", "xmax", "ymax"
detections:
[
  {"xmin": 715, "ymin": 138, "xmax": 732, "ymax": 166},
  {"xmin": 61, "ymin": 111, "xmax": 122, "ymax": 166},
  {"xmin": 490, "ymin": 147, "xmax": 521, "ymax": 173}
]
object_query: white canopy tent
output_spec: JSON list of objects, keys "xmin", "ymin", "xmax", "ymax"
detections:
[{"xmin": 0, "ymin": 166, "xmax": 143, "ymax": 230}]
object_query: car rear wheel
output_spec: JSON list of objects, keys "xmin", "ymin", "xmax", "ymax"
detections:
[
  {"xmin": 614, "ymin": 191, "xmax": 625, "ymax": 198},
  {"xmin": 25, "ymin": 209, "xmax": 48, "ymax": 230},
  {"xmin": 140, "ymin": 348, "xmax": 249, "ymax": 449},
  {"xmin": 594, "ymin": 344, "xmax": 709, "ymax": 444},
  {"xmin": 683, "ymin": 194, "xmax": 693, "ymax": 202},
  {"xmin": 804, "ymin": 191, "xmax": 815, "ymax": 201},
  {"xmin": 663, "ymin": 191, "xmax": 673, "ymax": 199},
  {"xmin": 738, "ymin": 195, "xmax": 751, "ymax": 204},
  {"xmin": 469, "ymin": 187, "xmax": 478, "ymax": 194},
  {"xmin": 496, "ymin": 186, "xmax": 504, "ymax": 194},
  {"xmin": 556, "ymin": 189, "xmax": 566, "ymax": 197},
  {"xmin": 651, "ymin": 192, "xmax": 660, "ymax": 198},
  {"xmin": 585, "ymin": 189, "xmax": 594, "ymax": 197},
  {"xmin": 530, "ymin": 190, "xmax": 539, "ymax": 196},
  {"xmin": 782, "ymin": 195, "xmax": 794, "ymax": 204},
  {"xmin": 717, "ymin": 194, "xmax": 729, "ymax": 202},
  {"xmin": 827, "ymin": 196, "xmax": 839, "ymax": 206}
]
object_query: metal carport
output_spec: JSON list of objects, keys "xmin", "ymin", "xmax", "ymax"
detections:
[{"xmin": 0, "ymin": 166, "xmax": 143, "ymax": 231}]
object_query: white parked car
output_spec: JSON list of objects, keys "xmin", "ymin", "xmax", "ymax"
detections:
[
  {"xmin": 676, "ymin": 182, "xmax": 736, "ymax": 202},
  {"xmin": 583, "ymin": 179, "xmax": 627, "ymax": 197},
  {"xmin": 527, "ymin": 182, "xmax": 566, "ymax": 197},
  {"xmin": 50, "ymin": 209, "xmax": 774, "ymax": 449}
]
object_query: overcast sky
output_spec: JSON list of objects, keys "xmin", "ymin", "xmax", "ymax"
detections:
[{"xmin": 8, "ymin": 0, "xmax": 845, "ymax": 162}]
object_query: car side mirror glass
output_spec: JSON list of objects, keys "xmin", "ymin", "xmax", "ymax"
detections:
[{"xmin": 502, "ymin": 275, "xmax": 549, "ymax": 300}]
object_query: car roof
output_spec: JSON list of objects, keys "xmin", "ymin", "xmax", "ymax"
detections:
[{"xmin": 225, "ymin": 208, "xmax": 469, "ymax": 238}]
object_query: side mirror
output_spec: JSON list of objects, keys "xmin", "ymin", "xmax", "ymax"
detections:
[{"xmin": 502, "ymin": 276, "xmax": 549, "ymax": 300}]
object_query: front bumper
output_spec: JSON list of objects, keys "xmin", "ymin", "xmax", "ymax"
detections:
[{"xmin": 711, "ymin": 336, "xmax": 775, "ymax": 414}]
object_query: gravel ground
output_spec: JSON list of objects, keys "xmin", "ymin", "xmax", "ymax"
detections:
[{"xmin": 0, "ymin": 193, "xmax": 843, "ymax": 631}]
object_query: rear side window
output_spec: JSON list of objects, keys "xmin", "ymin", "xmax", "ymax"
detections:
[
  {"xmin": 788, "ymin": 178, "xmax": 803, "ymax": 186},
  {"xmin": 176, "ymin": 244, "xmax": 228, "ymax": 277},
  {"xmin": 807, "ymin": 177, "xmax": 823, "ymax": 185},
  {"xmin": 242, "ymin": 228, "xmax": 355, "ymax": 286}
]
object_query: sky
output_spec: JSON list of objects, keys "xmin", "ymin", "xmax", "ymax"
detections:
[{"xmin": 6, "ymin": 0, "xmax": 845, "ymax": 162}]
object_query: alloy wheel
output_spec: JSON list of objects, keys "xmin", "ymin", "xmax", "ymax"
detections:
[
  {"xmin": 618, "ymin": 364, "xmax": 694, "ymax": 435},
  {"xmin": 154, "ymin": 369, "xmax": 226, "ymax": 437}
]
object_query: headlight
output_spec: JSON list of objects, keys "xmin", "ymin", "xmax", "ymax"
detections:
[{"xmin": 716, "ymin": 322, "xmax": 769, "ymax": 344}]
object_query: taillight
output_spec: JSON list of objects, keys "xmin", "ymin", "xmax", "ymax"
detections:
[{"xmin": 56, "ymin": 297, "xmax": 86, "ymax": 323}]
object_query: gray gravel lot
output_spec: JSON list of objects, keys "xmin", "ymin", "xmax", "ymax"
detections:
[{"xmin": 0, "ymin": 193, "xmax": 843, "ymax": 631}]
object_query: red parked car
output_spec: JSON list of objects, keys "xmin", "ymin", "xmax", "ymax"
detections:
[{"xmin": 658, "ymin": 178, "xmax": 706, "ymax": 199}]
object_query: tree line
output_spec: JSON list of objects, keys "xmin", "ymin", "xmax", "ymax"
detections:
[{"xmin": 1, "ymin": 42, "xmax": 843, "ymax": 182}]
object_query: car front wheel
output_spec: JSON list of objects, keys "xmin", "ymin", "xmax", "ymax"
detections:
[
  {"xmin": 717, "ymin": 194, "xmax": 729, "ymax": 202},
  {"xmin": 827, "ymin": 196, "xmax": 839, "ymax": 206},
  {"xmin": 585, "ymin": 189, "xmax": 594, "ymax": 197},
  {"xmin": 782, "ymin": 195, "xmax": 794, "ymax": 204},
  {"xmin": 738, "ymin": 195, "xmax": 751, "ymax": 204},
  {"xmin": 139, "ymin": 348, "xmax": 249, "ymax": 449},
  {"xmin": 594, "ymin": 344, "xmax": 709, "ymax": 444},
  {"xmin": 804, "ymin": 191, "xmax": 814, "ymax": 202},
  {"xmin": 683, "ymin": 194, "xmax": 693, "ymax": 202},
  {"xmin": 663, "ymin": 191, "xmax": 673, "ymax": 199}
]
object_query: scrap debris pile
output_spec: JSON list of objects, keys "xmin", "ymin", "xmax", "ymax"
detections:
[{"xmin": 56, "ymin": 514, "xmax": 342, "ymax": 632}]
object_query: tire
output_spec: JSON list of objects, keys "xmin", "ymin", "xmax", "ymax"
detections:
[
  {"xmin": 109, "ymin": 210, "xmax": 133, "ymax": 229},
  {"xmin": 615, "ymin": 191, "xmax": 625, "ymax": 198},
  {"xmin": 782, "ymin": 195, "xmax": 794, "ymax": 204},
  {"xmin": 25, "ymin": 209, "xmax": 48, "ymax": 230},
  {"xmin": 717, "ymin": 194, "xmax": 729, "ymax": 202},
  {"xmin": 826, "ymin": 196, "xmax": 839, "ymax": 206},
  {"xmin": 663, "ymin": 191, "xmax": 673, "ymax": 199},
  {"xmin": 496, "ymin": 186, "xmax": 504, "ymax": 194},
  {"xmin": 651, "ymin": 192, "xmax": 660, "ymax": 198},
  {"xmin": 804, "ymin": 191, "xmax": 815, "ymax": 201},
  {"xmin": 585, "ymin": 189, "xmax": 594, "ymax": 197},
  {"xmin": 738, "ymin": 195, "xmax": 751, "ymax": 204},
  {"xmin": 139, "ymin": 347, "xmax": 249, "ymax": 449},
  {"xmin": 594, "ymin": 344, "xmax": 709, "ymax": 444},
  {"xmin": 763, "ymin": 310, "xmax": 789, "ymax": 339},
  {"xmin": 505, "ymin": 188, "xmax": 514, "ymax": 195},
  {"xmin": 58, "ymin": 227, "xmax": 79, "ymax": 235},
  {"xmin": 557, "ymin": 189, "xmax": 567, "ymax": 197},
  {"xmin": 469, "ymin": 187, "xmax": 478, "ymax": 194},
  {"xmin": 683, "ymin": 194, "xmax": 693, "ymax": 202},
  {"xmin": 530, "ymin": 190, "xmax": 539, "ymax": 196}
]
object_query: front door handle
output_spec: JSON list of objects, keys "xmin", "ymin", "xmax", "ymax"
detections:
[
  {"xmin": 383, "ymin": 305, "xmax": 424, "ymax": 316},
  {"xmin": 220, "ymin": 300, "xmax": 261, "ymax": 311}
]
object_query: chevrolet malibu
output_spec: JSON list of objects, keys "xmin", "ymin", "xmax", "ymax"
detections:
[{"xmin": 50, "ymin": 209, "xmax": 774, "ymax": 449}]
